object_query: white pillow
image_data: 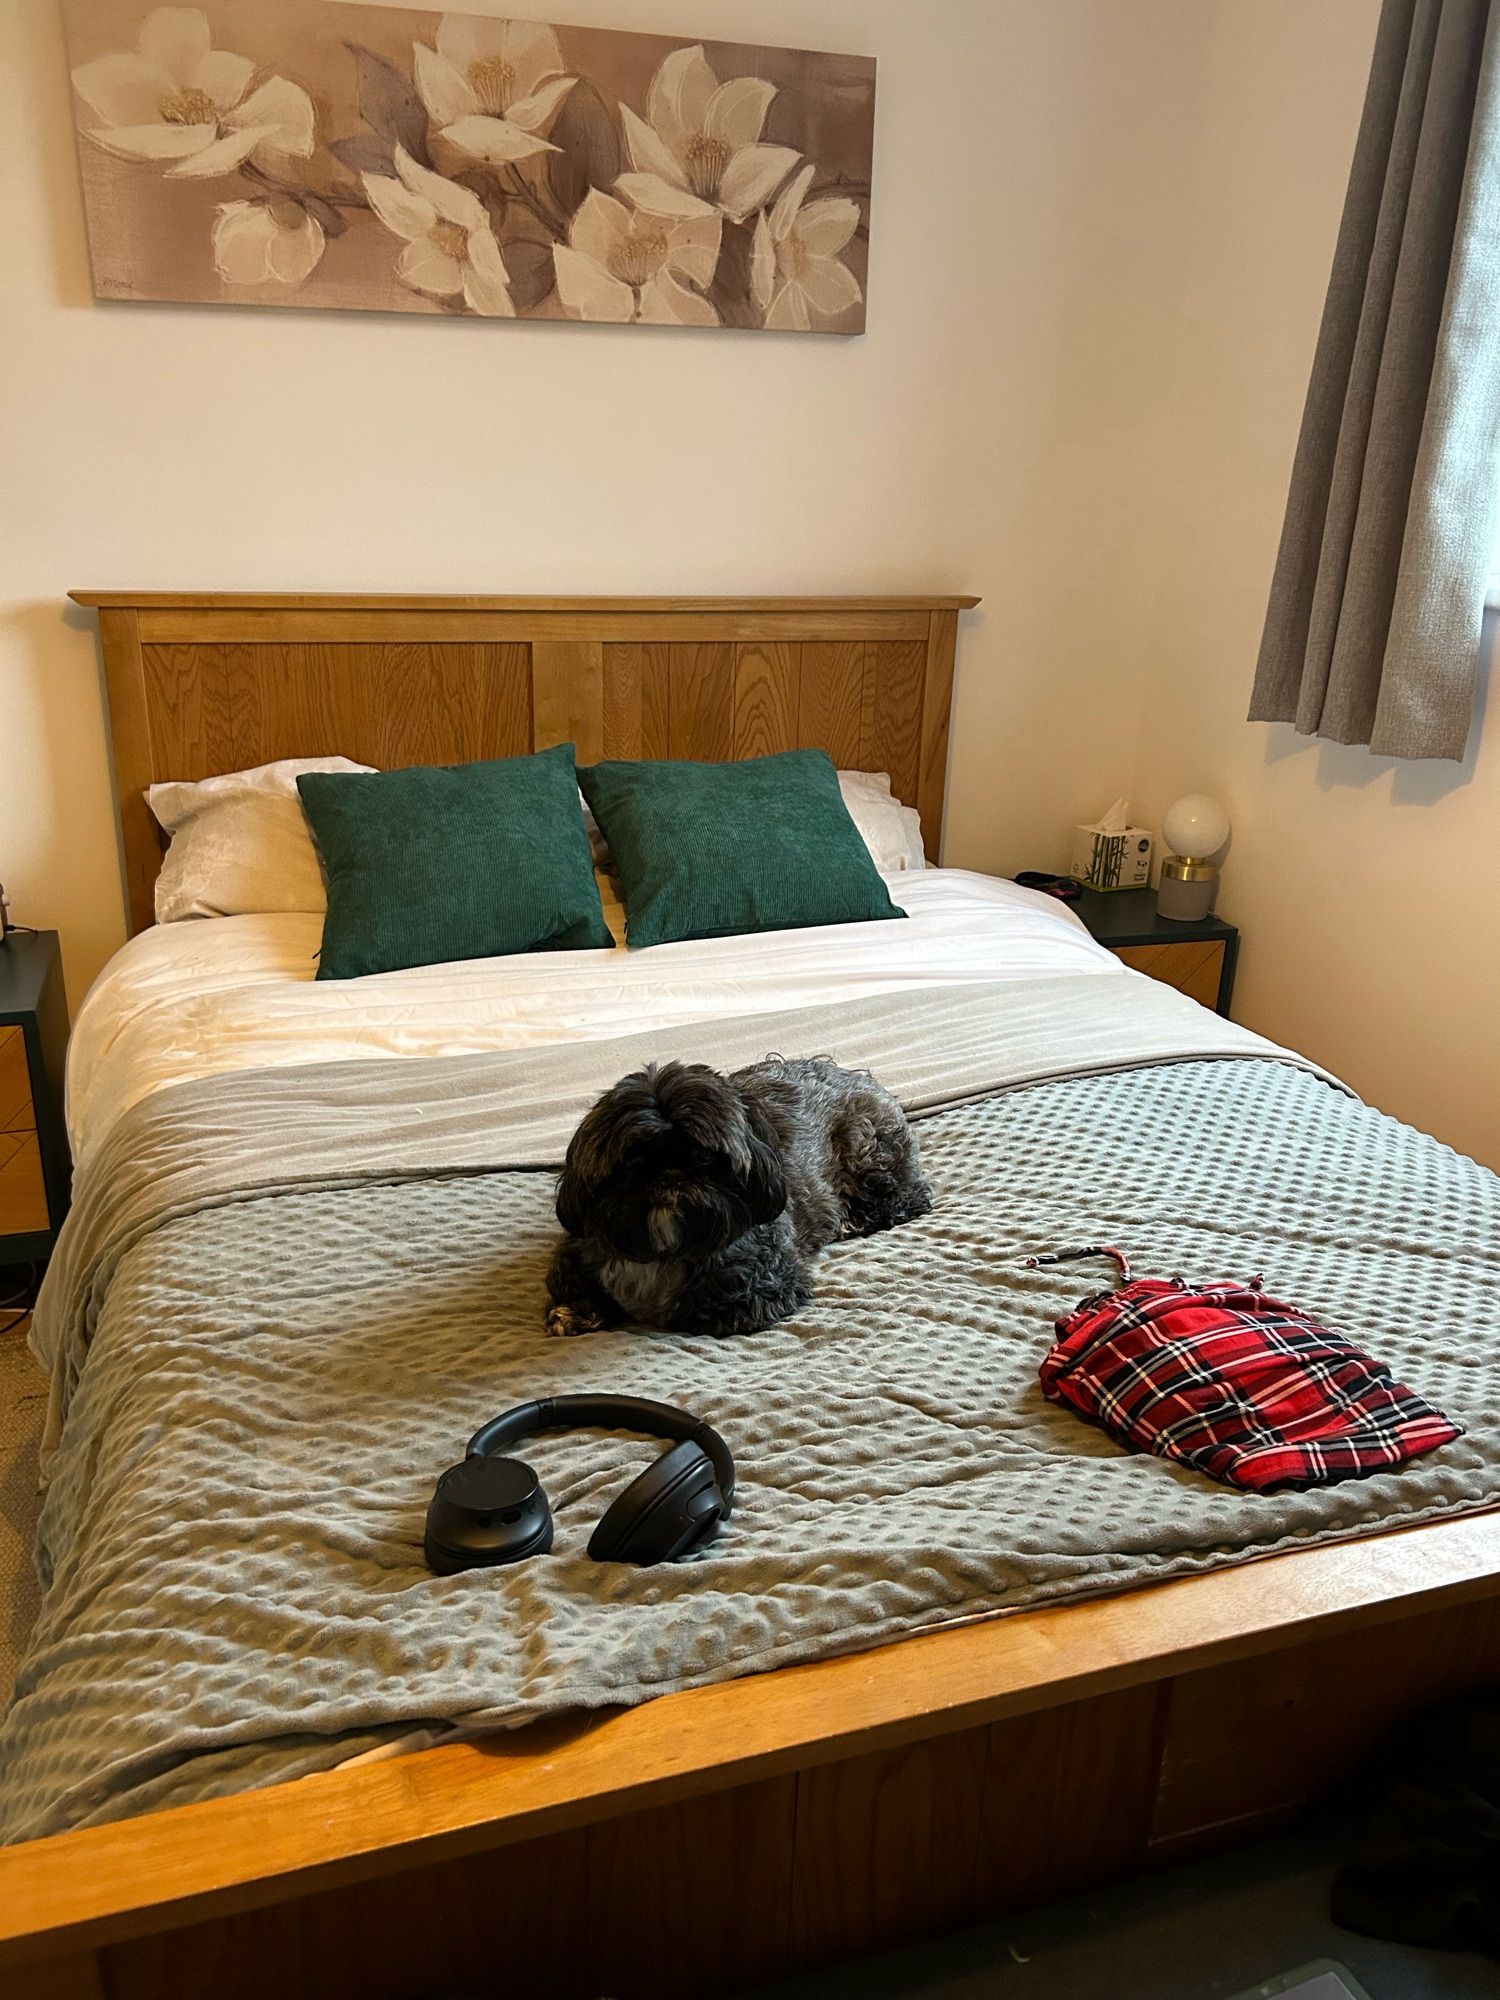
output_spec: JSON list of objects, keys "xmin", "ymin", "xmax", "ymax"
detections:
[
  {"xmin": 838, "ymin": 770, "xmax": 928, "ymax": 873},
  {"xmin": 148, "ymin": 757, "xmax": 373, "ymax": 922}
]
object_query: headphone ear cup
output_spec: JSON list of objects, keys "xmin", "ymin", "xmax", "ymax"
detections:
[
  {"xmin": 588, "ymin": 1440, "xmax": 727, "ymax": 1566},
  {"xmin": 425, "ymin": 1455, "xmax": 554, "ymax": 1574}
]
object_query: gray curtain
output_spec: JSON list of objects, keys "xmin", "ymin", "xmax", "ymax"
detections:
[{"xmin": 1249, "ymin": 0, "xmax": 1500, "ymax": 761}]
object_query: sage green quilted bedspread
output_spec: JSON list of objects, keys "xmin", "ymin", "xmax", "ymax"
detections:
[{"xmin": 1, "ymin": 990, "xmax": 1495, "ymax": 1839}]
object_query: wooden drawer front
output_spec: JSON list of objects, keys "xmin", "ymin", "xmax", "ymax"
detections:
[
  {"xmin": 1113, "ymin": 940, "xmax": 1225, "ymax": 1011},
  {"xmin": 0, "ymin": 1027, "xmax": 35, "ymax": 1134},
  {"xmin": 0, "ymin": 1130, "xmax": 48, "ymax": 1234}
]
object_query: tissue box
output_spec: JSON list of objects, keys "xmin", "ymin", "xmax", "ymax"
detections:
[{"xmin": 1071, "ymin": 823, "xmax": 1154, "ymax": 892}]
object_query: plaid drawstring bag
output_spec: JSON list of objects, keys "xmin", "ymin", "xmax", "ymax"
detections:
[{"xmin": 1032, "ymin": 1247, "xmax": 1463, "ymax": 1493}]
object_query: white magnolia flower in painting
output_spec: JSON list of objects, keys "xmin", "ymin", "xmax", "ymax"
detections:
[
  {"xmin": 553, "ymin": 190, "xmax": 720, "ymax": 326},
  {"xmin": 751, "ymin": 163, "xmax": 862, "ymax": 331},
  {"xmin": 414, "ymin": 17, "xmax": 575, "ymax": 166},
  {"xmin": 71, "ymin": 6, "xmax": 314, "ymax": 180},
  {"xmin": 615, "ymin": 44, "xmax": 799, "ymax": 224},
  {"xmin": 362, "ymin": 147, "xmax": 513, "ymax": 317},
  {"xmin": 212, "ymin": 200, "xmax": 325, "ymax": 287}
]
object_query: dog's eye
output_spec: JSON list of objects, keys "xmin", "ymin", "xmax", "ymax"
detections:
[{"xmin": 690, "ymin": 1142, "xmax": 716, "ymax": 1169}]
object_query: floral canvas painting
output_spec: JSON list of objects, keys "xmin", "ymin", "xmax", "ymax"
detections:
[{"xmin": 60, "ymin": 1, "xmax": 875, "ymax": 333}]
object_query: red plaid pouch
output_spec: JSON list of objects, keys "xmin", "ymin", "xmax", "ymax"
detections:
[{"xmin": 1036, "ymin": 1257, "xmax": 1462, "ymax": 1493}]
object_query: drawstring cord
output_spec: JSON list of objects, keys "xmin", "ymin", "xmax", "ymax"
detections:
[{"xmin": 1023, "ymin": 1245, "xmax": 1132, "ymax": 1286}]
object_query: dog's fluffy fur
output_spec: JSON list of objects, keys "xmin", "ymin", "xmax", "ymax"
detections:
[{"xmin": 545, "ymin": 1056, "xmax": 932, "ymax": 1338}]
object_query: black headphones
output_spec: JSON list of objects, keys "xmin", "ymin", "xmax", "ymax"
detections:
[{"xmin": 425, "ymin": 1393, "xmax": 735, "ymax": 1575}]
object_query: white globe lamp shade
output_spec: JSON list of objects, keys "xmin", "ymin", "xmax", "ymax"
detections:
[{"xmin": 1162, "ymin": 794, "xmax": 1229, "ymax": 861}]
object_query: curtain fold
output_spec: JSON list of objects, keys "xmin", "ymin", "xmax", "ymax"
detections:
[{"xmin": 1249, "ymin": 0, "xmax": 1500, "ymax": 762}]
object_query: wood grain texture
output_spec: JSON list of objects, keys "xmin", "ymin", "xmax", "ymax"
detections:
[
  {"xmin": 602, "ymin": 644, "xmax": 672, "ymax": 760},
  {"xmin": 1114, "ymin": 941, "xmax": 1225, "ymax": 1011},
  {"xmin": 224, "ymin": 643, "xmax": 531, "ymax": 771},
  {"xmin": 798, "ymin": 642, "xmax": 869, "ymax": 772},
  {"xmin": 0, "ymin": 1028, "xmax": 34, "ymax": 1134},
  {"xmin": 0, "ymin": 1132, "xmax": 48, "ymax": 1234},
  {"xmin": 141, "ymin": 645, "xmax": 236, "ymax": 780},
  {"xmin": 918, "ymin": 609, "xmax": 960, "ymax": 857},
  {"xmin": 532, "ymin": 641, "xmax": 601, "ymax": 763},
  {"xmin": 1152, "ymin": 1593, "xmax": 1500, "ymax": 1853},
  {"xmin": 668, "ymin": 645, "xmax": 736, "ymax": 760},
  {"xmin": 972, "ymin": 1683, "xmax": 1167, "ymax": 1910},
  {"xmin": 733, "ymin": 643, "xmax": 800, "ymax": 761},
  {"xmin": 789, "ymin": 1728, "xmax": 988, "ymax": 1961},
  {"xmin": 96, "ymin": 608, "xmax": 158, "ymax": 937},
  {"xmin": 584, "ymin": 1776, "xmax": 799, "ymax": 1993},
  {"xmin": 5, "ymin": 1510, "xmax": 1499, "ymax": 1970},
  {"xmin": 103, "ymin": 1826, "xmax": 594, "ymax": 2000},
  {"xmin": 863, "ymin": 640, "xmax": 926, "ymax": 802},
  {"xmin": 133, "ymin": 610, "xmax": 937, "ymax": 644},
  {"xmin": 102, "ymin": 1784, "xmax": 802, "ymax": 2000},
  {"xmin": 74, "ymin": 594, "xmax": 981, "ymax": 612}
]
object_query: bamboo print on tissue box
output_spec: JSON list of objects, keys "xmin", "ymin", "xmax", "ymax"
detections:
[{"xmin": 1070, "ymin": 800, "xmax": 1153, "ymax": 892}]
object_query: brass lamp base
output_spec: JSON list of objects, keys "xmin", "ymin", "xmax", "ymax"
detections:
[{"xmin": 1157, "ymin": 856, "xmax": 1218, "ymax": 922}]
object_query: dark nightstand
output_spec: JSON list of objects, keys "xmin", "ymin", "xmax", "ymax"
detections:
[
  {"xmin": 1071, "ymin": 887, "xmax": 1239, "ymax": 1017},
  {"xmin": 0, "ymin": 932, "xmax": 70, "ymax": 1264}
]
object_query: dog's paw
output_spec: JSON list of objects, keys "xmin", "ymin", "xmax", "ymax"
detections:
[{"xmin": 545, "ymin": 1303, "xmax": 600, "ymax": 1338}]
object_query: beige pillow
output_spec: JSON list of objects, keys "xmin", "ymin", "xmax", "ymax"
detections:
[
  {"xmin": 838, "ymin": 770, "xmax": 928, "ymax": 872},
  {"xmin": 148, "ymin": 757, "xmax": 374, "ymax": 921}
]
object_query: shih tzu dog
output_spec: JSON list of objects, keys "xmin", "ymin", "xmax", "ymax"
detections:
[{"xmin": 544, "ymin": 1056, "xmax": 932, "ymax": 1338}]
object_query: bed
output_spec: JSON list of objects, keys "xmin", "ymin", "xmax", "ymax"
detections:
[{"xmin": 3, "ymin": 591, "xmax": 1500, "ymax": 1999}]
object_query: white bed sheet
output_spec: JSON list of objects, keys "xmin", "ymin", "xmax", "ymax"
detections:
[{"xmin": 66, "ymin": 871, "xmax": 1121, "ymax": 1164}]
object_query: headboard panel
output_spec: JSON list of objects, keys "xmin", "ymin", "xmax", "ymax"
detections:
[{"xmin": 71, "ymin": 594, "xmax": 980, "ymax": 936}]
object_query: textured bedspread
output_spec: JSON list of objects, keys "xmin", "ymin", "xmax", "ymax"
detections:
[{"xmin": 3, "ymin": 979, "xmax": 1497, "ymax": 1840}]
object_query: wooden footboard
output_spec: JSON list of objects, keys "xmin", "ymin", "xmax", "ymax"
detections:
[{"xmin": 5, "ymin": 1512, "xmax": 1499, "ymax": 1998}]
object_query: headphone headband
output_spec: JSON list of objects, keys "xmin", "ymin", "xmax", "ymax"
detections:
[{"xmin": 468, "ymin": 1393, "xmax": 736, "ymax": 1507}]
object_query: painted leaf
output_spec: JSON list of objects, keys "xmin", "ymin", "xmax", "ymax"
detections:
[
  {"xmin": 503, "ymin": 237, "xmax": 556, "ymax": 315},
  {"xmin": 708, "ymin": 218, "xmax": 758, "ymax": 328},
  {"xmin": 345, "ymin": 42, "xmax": 429, "ymax": 163},
  {"xmin": 328, "ymin": 132, "xmax": 395, "ymax": 178},
  {"xmin": 451, "ymin": 168, "xmax": 506, "ymax": 237},
  {"xmin": 294, "ymin": 190, "xmax": 349, "ymax": 239},
  {"xmin": 546, "ymin": 79, "xmax": 621, "ymax": 217}
]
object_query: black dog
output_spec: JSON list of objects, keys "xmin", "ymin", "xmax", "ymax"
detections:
[{"xmin": 544, "ymin": 1056, "xmax": 932, "ymax": 1338}]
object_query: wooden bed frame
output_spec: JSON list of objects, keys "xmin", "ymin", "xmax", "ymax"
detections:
[{"xmin": 2, "ymin": 591, "xmax": 1497, "ymax": 1997}]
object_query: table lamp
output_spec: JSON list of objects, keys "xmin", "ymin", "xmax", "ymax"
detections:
[{"xmin": 1157, "ymin": 795, "xmax": 1228, "ymax": 922}]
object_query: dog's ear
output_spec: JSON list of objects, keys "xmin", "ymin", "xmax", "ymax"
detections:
[
  {"xmin": 739, "ymin": 1096, "xmax": 788, "ymax": 1224},
  {"xmin": 555, "ymin": 1155, "xmax": 590, "ymax": 1235},
  {"xmin": 555, "ymin": 1093, "xmax": 625, "ymax": 1235}
]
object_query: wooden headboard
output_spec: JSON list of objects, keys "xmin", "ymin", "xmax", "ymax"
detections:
[{"xmin": 70, "ymin": 592, "xmax": 980, "ymax": 937}]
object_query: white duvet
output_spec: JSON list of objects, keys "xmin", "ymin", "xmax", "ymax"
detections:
[{"xmin": 67, "ymin": 871, "xmax": 1121, "ymax": 1165}]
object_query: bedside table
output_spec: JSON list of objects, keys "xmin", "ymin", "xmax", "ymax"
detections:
[
  {"xmin": 1072, "ymin": 887, "xmax": 1239, "ymax": 1017},
  {"xmin": 0, "ymin": 932, "xmax": 70, "ymax": 1264}
]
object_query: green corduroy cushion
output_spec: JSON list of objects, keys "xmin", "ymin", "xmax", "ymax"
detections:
[
  {"xmin": 578, "ymin": 749, "xmax": 904, "ymax": 949},
  {"xmin": 297, "ymin": 745, "xmax": 612, "ymax": 980}
]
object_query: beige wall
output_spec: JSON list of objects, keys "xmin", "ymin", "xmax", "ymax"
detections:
[
  {"xmin": 3, "ymin": 0, "xmax": 1492, "ymax": 1163},
  {"xmin": 1121, "ymin": 0, "xmax": 1500, "ymax": 1170}
]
